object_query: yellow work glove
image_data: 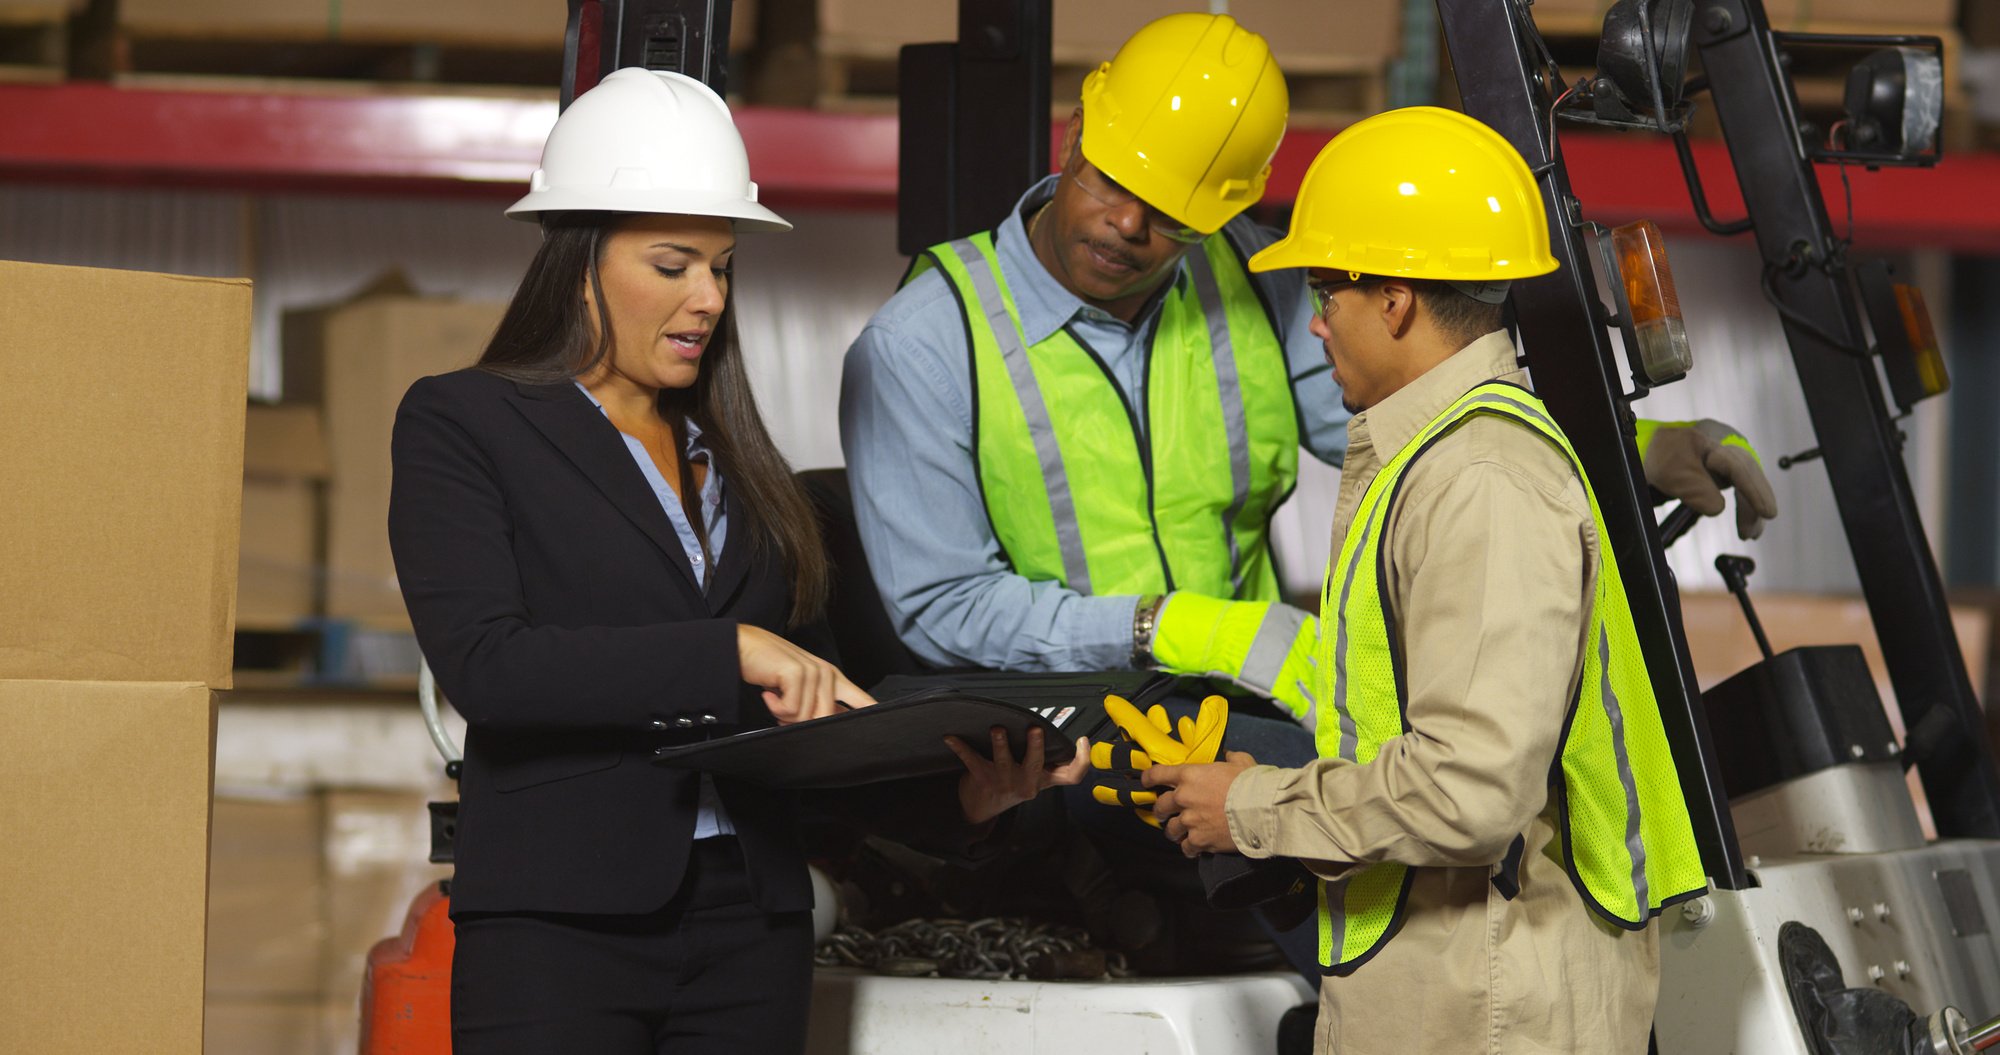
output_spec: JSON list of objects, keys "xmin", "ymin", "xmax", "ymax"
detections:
[
  {"xmin": 1148, "ymin": 593, "xmax": 1317, "ymax": 723},
  {"xmin": 1634, "ymin": 418, "xmax": 1779, "ymax": 540},
  {"xmin": 1087, "ymin": 694, "xmax": 1227, "ymax": 828}
]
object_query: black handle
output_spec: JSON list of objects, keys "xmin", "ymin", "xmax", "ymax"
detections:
[
  {"xmin": 1659, "ymin": 502, "xmax": 1701, "ymax": 547},
  {"xmin": 1715, "ymin": 555, "xmax": 1775, "ymax": 661}
]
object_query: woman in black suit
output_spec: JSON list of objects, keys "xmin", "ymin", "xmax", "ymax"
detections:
[{"xmin": 388, "ymin": 68, "xmax": 1085, "ymax": 1054}]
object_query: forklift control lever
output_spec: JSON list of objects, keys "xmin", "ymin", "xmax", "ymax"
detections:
[
  {"xmin": 1715, "ymin": 555, "xmax": 1775, "ymax": 661},
  {"xmin": 1658, "ymin": 502, "xmax": 1700, "ymax": 547},
  {"xmin": 1778, "ymin": 446, "xmax": 1824, "ymax": 470}
]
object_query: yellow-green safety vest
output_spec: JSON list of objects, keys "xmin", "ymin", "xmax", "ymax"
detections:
[
  {"xmin": 1312, "ymin": 380, "xmax": 1706, "ymax": 975},
  {"xmin": 908, "ymin": 229, "xmax": 1300, "ymax": 600}
]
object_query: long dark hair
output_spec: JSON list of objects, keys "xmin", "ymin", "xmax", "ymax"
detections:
[{"xmin": 478, "ymin": 211, "xmax": 830, "ymax": 625}]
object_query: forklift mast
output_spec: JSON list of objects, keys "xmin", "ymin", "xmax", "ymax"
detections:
[
  {"xmin": 561, "ymin": 0, "xmax": 739, "ymax": 105},
  {"xmin": 1434, "ymin": 0, "xmax": 2000, "ymax": 871}
]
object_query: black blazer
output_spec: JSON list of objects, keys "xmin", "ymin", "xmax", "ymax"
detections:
[{"xmin": 388, "ymin": 368, "xmax": 819, "ymax": 917}]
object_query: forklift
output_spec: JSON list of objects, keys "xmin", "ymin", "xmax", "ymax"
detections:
[{"xmin": 366, "ymin": 0, "xmax": 2000, "ymax": 1051}]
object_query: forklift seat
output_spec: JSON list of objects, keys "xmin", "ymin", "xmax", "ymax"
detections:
[{"xmin": 797, "ymin": 468, "xmax": 924, "ymax": 689}]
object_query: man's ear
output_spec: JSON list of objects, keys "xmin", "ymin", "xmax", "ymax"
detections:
[
  {"xmin": 1379, "ymin": 280, "xmax": 1418, "ymax": 339},
  {"xmin": 1061, "ymin": 107, "xmax": 1084, "ymax": 168}
]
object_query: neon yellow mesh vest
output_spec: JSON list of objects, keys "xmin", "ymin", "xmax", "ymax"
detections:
[
  {"xmin": 907, "ymin": 230, "xmax": 1300, "ymax": 600},
  {"xmin": 1312, "ymin": 380, "xmax": 1706, "ymax": 975}
]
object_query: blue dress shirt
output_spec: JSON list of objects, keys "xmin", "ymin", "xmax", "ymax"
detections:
[
  {"xmin": 838, "ymin": 176, "xmax": 1351, "ymax": 673},
  {"xmin": 576, "ymin": 382, "xmax": 735, "ymax": 839}
]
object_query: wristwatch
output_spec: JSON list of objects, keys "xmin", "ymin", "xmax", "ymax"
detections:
[{"xmin": 1132, "ymin": 593, "xmax": 1166, "ymax": 669}]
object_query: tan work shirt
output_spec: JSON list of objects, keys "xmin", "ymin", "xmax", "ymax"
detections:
[{"xmin": 1227, "ymin": 331, "xmax": 1661, "ymax": 1054}]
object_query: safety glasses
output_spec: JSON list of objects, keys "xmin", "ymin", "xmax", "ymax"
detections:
[
  {"xmin": 1306, "ymin": 270, "xmax": 1370, "ymax": 317},
  {"xmin": 1065, "ymin": 158, "xmax": 1207, "ymax": 245}
]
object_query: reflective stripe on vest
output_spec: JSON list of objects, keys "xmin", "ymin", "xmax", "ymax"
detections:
[
  {"xmin": 1311, "ymin": 380, "xmax": 1707, "ymax": 975},
  {"xmin": 913, "ymin": 230, "xmax": 1299, "ymax": 600}
]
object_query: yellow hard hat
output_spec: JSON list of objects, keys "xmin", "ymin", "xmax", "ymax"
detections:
[
  {"xmin": 1079, "ymin": 13, "xmax": 1288, "ymax": 236},
  {"xmin": 1248, "ymin": 106, "xmax": 1559, "ymax": 281}
]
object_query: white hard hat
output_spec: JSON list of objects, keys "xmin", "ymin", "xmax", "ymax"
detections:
[{"xmin": 506, "ymin": 67, "xmax": 790, "ymax": 232}]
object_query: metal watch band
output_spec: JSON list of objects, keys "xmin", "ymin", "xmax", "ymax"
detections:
[{"xmin": 1132, "ymin": 593, "xmax": 1165, "ymax": 669}]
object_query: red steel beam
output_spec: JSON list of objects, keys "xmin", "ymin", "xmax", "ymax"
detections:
[
  {"xmin": 2, "ymin": 82, "xmax": 1997, "ymax": 251},
  {"xmin": 0, "ymin": 82, "xmax": 898, "ymax": 209},
  {"xmin": 1265, "ymin": 126, "xmax": 2000, "ymax": 254}
]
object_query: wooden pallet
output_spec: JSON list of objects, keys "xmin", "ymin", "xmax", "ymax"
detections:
[{"xmin": 817, "ymin": 52, "xmax": 1388, "ymax": 127}]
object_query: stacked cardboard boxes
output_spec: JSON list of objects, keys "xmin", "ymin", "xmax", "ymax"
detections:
[
  {"xmin": 205, "ymin": 789, "xmax": 451, "ymax": 1055},
  {"xmin": 819, "ymin": 0, "xmax": 1401, "ymax": 70},
  {"xmin": 281, "ymin": 276, "xmax": 506, "ymax": 633},
  {"xmin": 812, "ymin": 0, "xmax": 1400, "ymax": 115},
  {"xmin": 0, "ymin": 261, "xmax": 252, "ymax": 1055},
  {"xmin": 238, "ymin": 404, "xmax": 332, "ymax": 630}
]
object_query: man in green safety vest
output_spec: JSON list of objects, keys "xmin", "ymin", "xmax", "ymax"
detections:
[
  {"xmin": 1146, "ymin": 106, "xmax": 1708, "ymax": 1053},
  {"xmin": 839, "ymin": 11, "xmax": 1775, "ymax": 737}
]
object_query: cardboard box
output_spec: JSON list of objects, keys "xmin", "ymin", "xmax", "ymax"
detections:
[
  {"xmin": 320, "ymin": 791, "xmax": 451, "ymax": 1017},
  {"xmin": 206, "ymin": 794, "xmax": 327, "ymax": 999},
  {"xmin": 0, "ymin": 680, "xmax": 217, "ymax": 1055},
  {"xmin": 1679, "ymin": 590, "xmax": 1989, "ymax": 701},
  {"xmin": 819, "ymin": 0, "xmax": 1400, "ymax": 72},
  {"xmin": 0, "ymin": 262, "xmax": 249, "ymax": 686},
  {"xmin": 118, "ymin": 0, "xmax": 562, "ymax": 46},
  {"xmin": 285, "ymin": 279, "xmax": 502, "ymax": 629},
  {"xmin": 201, "ymin": 999, "xmax": 324, "ymax": 1055},
  {"xmin": 204, "ymin": 790, "xmax": 446, "ymax": 1054},
  {"xmin": 239, "ymin": 405, "xmax": 332, "ymax": 629}
]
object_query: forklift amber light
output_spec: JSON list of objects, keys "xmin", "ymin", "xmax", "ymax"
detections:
[
  {"xmin": 1856, "ymin": 259, "xmax": 1948, "ymax": 412},
  {"xmin": 1892, "ymin": 285, "xmax": 1947, "ymax": 398},
  {"xmin": 1611, "ymin": 219, "xmax": 1692, "ymax": 386}
]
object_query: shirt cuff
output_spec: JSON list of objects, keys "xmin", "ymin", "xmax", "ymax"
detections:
[
  {"xmin": 1224, "ymin": 761, "xmax": 1367, "ymax": 883},
  {"xmin": 1068, "ymin": 593, "xmax": 1146, "ymax": 671},
  {"xmin": 1224, "ymin": 764, "xmax": 1288, "ymax": 859}
]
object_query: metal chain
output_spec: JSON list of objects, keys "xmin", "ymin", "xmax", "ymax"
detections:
[{"xmin": 814, "ymin": 917, "xmax": 1128, "ymax": 981}]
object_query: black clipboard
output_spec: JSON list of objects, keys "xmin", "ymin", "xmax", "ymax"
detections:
[{"xmin": 649, "ymin": 671, "xmax": 1174, "ymax": 789}]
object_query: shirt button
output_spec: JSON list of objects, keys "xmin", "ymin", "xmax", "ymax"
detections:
[
  {"xmin": 674, "ymin": 716, "xmax": 697, "ymax": 728},
  {"xmin": 699, "ymin": 714, "xmax": 718, "ymax": 725},
  {"xmin": 649, "ymin": 719, "xmax": 668, "ymax": 732}
]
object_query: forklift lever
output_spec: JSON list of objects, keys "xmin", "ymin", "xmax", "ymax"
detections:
[
  {"xmin": 1657, "ymin": 502, "xmax": 1700, "ymax": 547},
  {"xmin": 1778, "ymin": 446, "xmax": 1824, "ymax": 470},
  {"xmin": 1715, "ymin": 554, "xmax": 1775, "ymax": 661}
]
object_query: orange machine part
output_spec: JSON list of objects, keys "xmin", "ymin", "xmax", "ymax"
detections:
[{"xmin": 360, "ymin": 881, "xmax": 455, "ymax": 1053}]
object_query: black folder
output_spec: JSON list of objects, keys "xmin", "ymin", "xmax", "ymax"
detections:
[{"xmin": 649, "ymin": 671, "xmax": 1175, "ymax": 789}]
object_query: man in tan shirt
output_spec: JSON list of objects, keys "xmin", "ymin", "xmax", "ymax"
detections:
[{"xmin": 1149, "ymin": 107, "xmax": 1705, "ymax": 1053}]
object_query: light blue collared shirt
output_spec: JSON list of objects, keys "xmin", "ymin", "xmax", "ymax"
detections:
[
  {"xmin": 576, "ymin": 382, "xmax": 735, "ymax": 839},
  {"xmin": 838, "ymin": 176, "xmax": 1350, "ymax": 673}
]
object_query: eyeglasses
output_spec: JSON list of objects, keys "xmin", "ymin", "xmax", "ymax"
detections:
[
  {"xmin": 1065, "ymin": 158, "xmax": 1207, "ymax": 245},
  {"xmin": 1306, "ymin": 271, "xmax": 1369, "ymax": 318}
]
